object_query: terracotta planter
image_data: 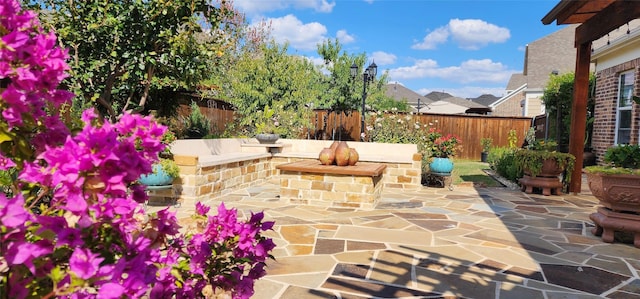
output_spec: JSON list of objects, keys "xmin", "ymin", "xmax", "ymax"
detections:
[
  {"xmin": 524, "ymin": 158, "xmax": 564, "ymax": 177},
  {"xmin": 520, "ymin": 158, "xmax": 567, "ymax": 196},
  {"xmin": 586, "ymin": 172, "xmax": 640, "ymax": 213}
]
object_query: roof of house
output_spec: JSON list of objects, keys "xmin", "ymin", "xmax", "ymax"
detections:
[
  {"xmin": 384, "ymin": 83, "xmax": 433, "ymax": 108},
  {"xmin": 441, "ymin": 97, "xmax": 488, "ymax": 109},
  {"xmin": 424, "ymin": 91, "xmax": 454, "ymax": 101},
  {"xmin": 469, "ymin": 94, "xmax": 500, "ymax": 106},
  {"xmin": 505, "ymin": 73, "xmax": 527, "ymax": 91}
]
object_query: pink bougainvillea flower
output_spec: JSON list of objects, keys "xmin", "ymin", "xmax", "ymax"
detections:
[
  {"xmin": 69, "ymin": 247, "xmax": 104, "ymax": 280},
  {"xmin": 195, "ymin": 201, "xmax": 210, "ymax": 215},
  {"xmin": 0, "ymin": 193, "xmax": 31, "ymax": 227},
  {"xmin": 5, "ymin": 240, "xmax": 52, "ymax": 274},
  {"xmin": 98, "ymin": 283, "xmax": 125, "ymax": 299},
  {"xmin": 0, "ymin": 152, "xmax": 16, "ymax": 170}
]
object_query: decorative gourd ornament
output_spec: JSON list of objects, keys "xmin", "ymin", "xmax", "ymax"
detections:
[
  {"xmin": 330, "ymin": 141, "xmax": 339, "ymax": 151},
  {"xmin": 348, "ymin": 148, "xmax": 359, "ymax": 166},
  {"xmin": 318, "ymin": 148, "xmax": 335, "ymax": 165},
  {"xmin": 335, "ymin": 141, "xmax": 350, "ymax": 166}
]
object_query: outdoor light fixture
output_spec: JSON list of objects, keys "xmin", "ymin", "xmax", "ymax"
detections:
[{"xmin": 350, "ymin": 61, "xmax": 377, "ymax": 141}]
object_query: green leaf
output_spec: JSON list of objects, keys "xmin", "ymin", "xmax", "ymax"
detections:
[{"xmin": 49, "ymin": 266, "xmax": 65, "ymax": 284}]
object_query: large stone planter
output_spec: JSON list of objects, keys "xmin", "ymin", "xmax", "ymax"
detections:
[{"xmin": 586, "ymin": 172, "xmax": 640, "ymax": 213}]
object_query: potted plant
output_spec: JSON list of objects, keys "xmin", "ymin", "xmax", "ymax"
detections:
[
  {"xmin": 514, "ymin": 146, "xmax": 575, "ymax": 179},
  {"xmin": 584, "ymin": 144, "xmax": 640, "ymax": 212},
  {"xmin": 139, "ymin": 130, "xmax": 180, "ymax": 186},
  {"xmin": 514, "ymin": 129, "xmax": 576, "ymax": 195},
  {"xmin": 427, "ymin": 128, "xmax": 461, "ymax": 175},
  {"xmin": 480, "ymin": 137, "xmax": 492, "ymax": 162},
  {"xmin": 254, "ymin": 105, "xmax": 280, "ymax": 144}
]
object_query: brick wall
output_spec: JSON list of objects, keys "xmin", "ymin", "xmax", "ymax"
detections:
[{"xmin": 592, "ymin": 58, "xmax": 640, "ymax": 163}]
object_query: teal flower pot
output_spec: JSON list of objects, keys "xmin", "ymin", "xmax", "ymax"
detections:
[
  {"xmin": 429, "ymin": 157, "xmax": 454, "ymax": 175},
  {"xmin": 139, "ymin": 164, "xmax": 174, "ymax": 186}
]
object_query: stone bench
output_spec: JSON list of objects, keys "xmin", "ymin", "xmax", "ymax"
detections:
[
  {"xmin": 276, "ymin": 160, "xmax": 387, "ymax": 209},
  {"xmin": 164, "ymin": 139, "xmax": 276, "ymax": 204}
]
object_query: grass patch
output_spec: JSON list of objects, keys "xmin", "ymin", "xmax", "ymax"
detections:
[{"xmin": 451, "ymin": 159, "xmax": 502, "ymax": 187}]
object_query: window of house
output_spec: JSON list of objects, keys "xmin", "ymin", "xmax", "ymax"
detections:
[{"xmin": 615, "ymin": 71, "xmax": 634, "ymax": 145}]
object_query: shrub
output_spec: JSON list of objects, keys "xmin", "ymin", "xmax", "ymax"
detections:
[
  {"xmin": 481, "ymin": 137, "xmax": 493, "ymax": 153},
  {"xmin": 488, "ymin": 146, "xmax": 522, "ymax": 181},
  {"xmin": 604, "ymin": 144, "xmax": 640, "ymax": 169},
  {"xmin": 183, "ymin": 101, "xmax": 212, "ymax": 138},
  {"xmin": 366, "ymin": 109, "xmax": 433, "ymax": 172}
]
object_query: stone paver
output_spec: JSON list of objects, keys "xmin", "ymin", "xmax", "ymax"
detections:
[{"xmin": 146, "ymin": 175, "xmax": 640, "ymax": 299}]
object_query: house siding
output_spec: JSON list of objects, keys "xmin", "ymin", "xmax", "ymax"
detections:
[
  {"xmin": 493, "ymin": 90, "xmax": 524, "ymax": 116},
  {"xmin": 592, "ymin": 58, "xmax": 640, "ymax": 163},
  {"xmin": 525, "ymin": 93, "xmax": 544, "ymax": 117}
]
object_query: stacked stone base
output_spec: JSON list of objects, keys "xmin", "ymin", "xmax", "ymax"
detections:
[
  {"xmin": 171, "ymin": 155, "xmax": 274, "ymax": 205},
  {"xmin": 279, "ymin": 171, "xmax": 383, "ymax": 209}
]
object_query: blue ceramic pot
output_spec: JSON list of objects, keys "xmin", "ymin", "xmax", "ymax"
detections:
[
  {"xmin": 139, "ymin": 164, "xmax": 174, "ymax": 186},
  {"xmin": 429, "ymin": 157, "xmax": 454, "ymax": 175}
]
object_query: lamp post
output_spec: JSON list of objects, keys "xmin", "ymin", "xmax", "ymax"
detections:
[{"xmin": 350, "ymin": 61, "xmax": 377, "ymax": 141}]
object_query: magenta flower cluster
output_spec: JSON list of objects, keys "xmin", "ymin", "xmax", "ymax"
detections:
[{"xmin": 0, "ymin": 1, "xmax": 275, "ymax": 298}]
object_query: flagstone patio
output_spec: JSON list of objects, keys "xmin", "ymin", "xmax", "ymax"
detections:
[{"xmin": 147, "ymin": 176, "xmax": 640, "ymax": 299}]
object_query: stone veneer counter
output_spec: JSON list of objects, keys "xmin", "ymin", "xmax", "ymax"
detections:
[{"xmin": 276, "ymin": 160, "xmax": 387, "ymax": 209}]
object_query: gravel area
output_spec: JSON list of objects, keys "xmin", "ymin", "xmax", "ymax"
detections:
[{"xmin": 483, "ymin": 169, "xmax": 520, "ymax": 190}]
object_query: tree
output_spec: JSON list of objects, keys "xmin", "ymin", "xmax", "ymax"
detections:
[
  {"xmin": 222, "ymin": 41, "xmax": 325, "ymax": 138},
  {"xmin": 542, "ymin": 72, "xmax": 596, "ymax": 150},
  {"xmin": 316, "ymin": 39, "xmax": 389, "ymax": 112},
  {"xmin": 26, "ymin": 0, "xmax": 243, "ymax": 118}
]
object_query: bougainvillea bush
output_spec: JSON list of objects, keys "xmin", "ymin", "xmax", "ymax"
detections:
[{"xmin": 0, "ymin": 1, "xmax": 275, "ymax": 298}]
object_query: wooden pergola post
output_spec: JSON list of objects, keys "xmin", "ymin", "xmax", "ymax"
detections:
[{"xmin": 568, "ymin": 42, "xmax": 591, "ymax": 193}]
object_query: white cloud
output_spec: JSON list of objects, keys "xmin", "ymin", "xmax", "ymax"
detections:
[
  {"xmin": 388, "ymin": 58, "xmax": 514, "ymax": 84},
  {"xmin": 412, "ymin": 27, "xmax": 449, "ymax": 50},
  {"xmin": 449, "ymin": 19, "xmax": 510, "ymax": 50},
  {"xmin": 336, "ymin": 30, "xmax": 355, "ymax": 44},
  {"xmin": 265, "ymin": 15, "xmax": 327, "ymax": 51},
  {"xmin": 412, "ymin": 19, "xmax": 510, "ymax": 50},
  {"xmin": 371, "ymin": 51, "xmax": 396, "ymax": 65},
  {"xmin": 234, "ymin": 0, "xmax": 335, "ymax": 15}
]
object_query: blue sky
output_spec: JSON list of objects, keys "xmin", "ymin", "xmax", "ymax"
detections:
[{"xmin": 232, "ymin": 0, "xmax": 567, "ymax": 99}]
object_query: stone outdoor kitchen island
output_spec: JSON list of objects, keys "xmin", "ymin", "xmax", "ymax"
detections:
[{"xmin": 276, "ymin": 160, "xmax": 387, "ymax": 209}]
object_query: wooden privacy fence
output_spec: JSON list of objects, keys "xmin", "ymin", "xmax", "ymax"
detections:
[
  {"xmin": 414, "ymin": 113, "xmax": 532, "ymax": 160},
  {"xmin": 308, "ymin": 110, "xmax": 532, "ymax": 160},
  {"xmin": 185, "ymin": 104, "xmax": 533, "ymax": 161}
]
